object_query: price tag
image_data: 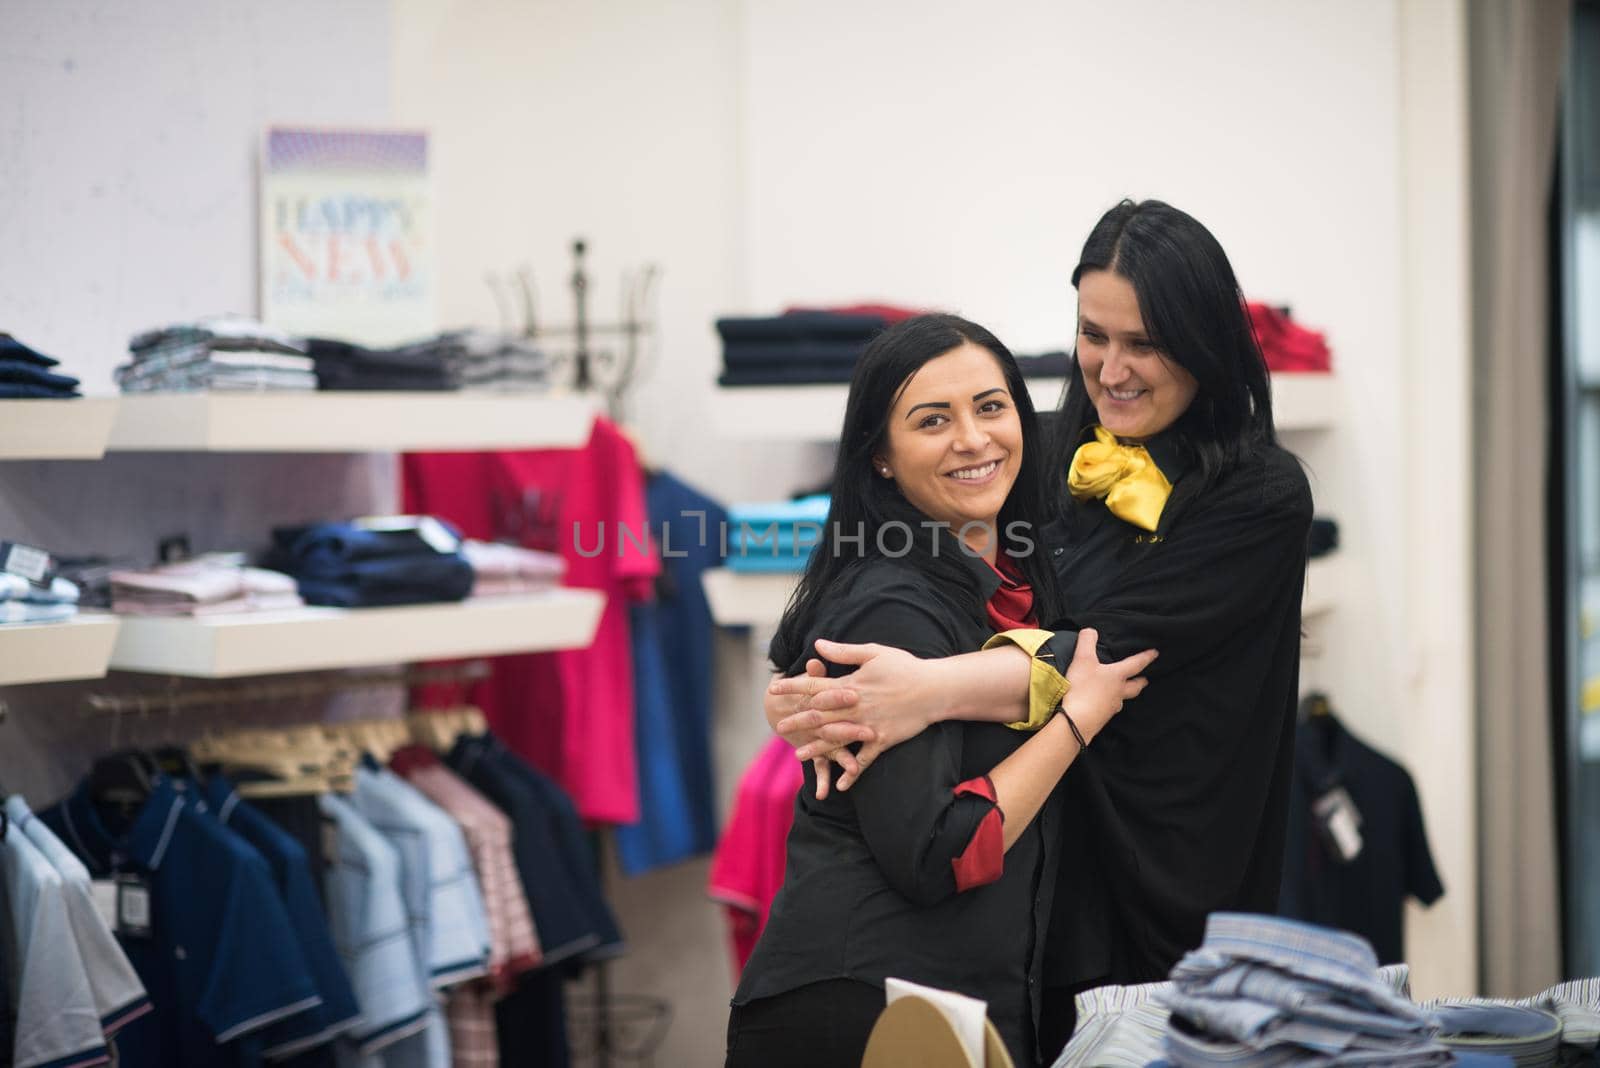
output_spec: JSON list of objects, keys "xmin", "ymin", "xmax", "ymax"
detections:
[
  {"xmin": 1312, "ymin": 785, "xmax": 1364, "ymax": 862},
  {"xmin": 116, "ymin": 874, "xmax": 153, "ymax": 938},
  {"xmin": 1, "ymin": 541, "xmax": 53, "ymax": 585}
]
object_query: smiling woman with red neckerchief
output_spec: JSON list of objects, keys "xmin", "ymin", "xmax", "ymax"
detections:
[{"xmin": 726, "ymin": 314, "xmax": 1155, "ymax": 1068}]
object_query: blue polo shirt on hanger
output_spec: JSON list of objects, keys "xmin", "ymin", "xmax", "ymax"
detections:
[
  {"xmin": 41, "ymin": 775, "xmax": 324, "ymax": 1068},
  {"xmin": 200, "ymin": 777, "xmax": 362, "ymax": 1059}
]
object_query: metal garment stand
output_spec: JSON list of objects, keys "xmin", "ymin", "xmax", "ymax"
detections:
[{"xmin": 488, "ymin": 238, "xmax": 660, "ymax": 424}]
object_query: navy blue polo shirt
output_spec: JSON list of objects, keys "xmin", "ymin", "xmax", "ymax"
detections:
[
  {"xmin": 444, "ymin": 736, "xmax": 598, "ymax": 967},
  {"xmin": 616, "ymin": 472, "xmax": 726, "ymax": 875},
  {"xmin": 448, "ymin": 734, "xmax": 624, "ymax": 965},
  {"xmin": 201, "ymin": 777, "xmax": 361, "ymax": 1057},
  {"xmin": 41, "ymin": 775, "xmax": 323, "ymax": 1068}
]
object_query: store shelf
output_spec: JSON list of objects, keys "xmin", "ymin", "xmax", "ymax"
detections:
[
  {"xmin": 711, "ymin": 373, "xmax": 1335, "ymax": 442},
  {"xmin": 106, "ymin": 391, "xmax": 599, "ymax": 453},
  {"xmin": 107, "ymin": 589, "xmax": 605, "ymax": 678},
  {"xmin": 0, "ymin": 614, "xmax": 122, "ymax": 685},
  {"xmin": 0, "ymin": 398, "xmax": 120, "ymax": 460},
  {"xmin": 1302, "ymin": 554, "xmax": 1346, "ymax": 619},
  {"xmin": 703, "ymin": 568, "xmax": 798, "ymax": 627},
  {"xmin": 1272, "ymin": 373, "xmax": 1338, "ymax": 432},
  {"xmin": 708, "ymin": 553, "xmax": 1347, "ymax": 629}
]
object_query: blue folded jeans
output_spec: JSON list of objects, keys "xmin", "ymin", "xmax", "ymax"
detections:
[{"xmin": 271, "ymin": 521, "xmax": 473, "ymax": 606}]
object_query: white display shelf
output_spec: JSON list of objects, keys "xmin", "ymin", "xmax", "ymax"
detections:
[
  {"xmin": 708, "ymin": 554, "xmax": 1347, "ymax": 628},
  {"xmin": 106, "ymin": 391, "xmax": 598, "ymax": 453},
  {"xmin": 0, "ymin": 398, "xmax": 120, "ymax": 460},
  {"xmin": 1301, "ymin": 554, "xmax": 1346, "ymax": 619},
  {"xmin": 0, "ymin": 614, "xmax": 122, "ymax": 685},
  {"xmin": 107, "ymin": 589, "xmax": 605, "ymax": 678},
  {"xmin": 703, "ymin": 568, "xmax": 799, "ymax": 628},
  {"xmin": 711, "ymin": 373, "xmax": 1335, "ymax": 442},
  {"xmin": 1271, "ymin": 373, "xmax": 1339, "ymax": 432}
]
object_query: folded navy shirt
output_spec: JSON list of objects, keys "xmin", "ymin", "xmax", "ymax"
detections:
[
  {"xmin": 0, "ymin": 333, "xmax": 60, "ymax": 367},
  {"xmin": 0, "ymin": 359, "xmax": 80, "ymax": 392},
  {"xmin": 267, "ymin": 519, "xmax": 473, "ymax": 607}
]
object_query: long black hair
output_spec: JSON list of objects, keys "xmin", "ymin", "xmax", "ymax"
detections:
[
  {"xmin": 769, "ymin": 314, "xmax": 1063, "ymax": 672},
  {"xmin": 1049, "ymin": 199, "xmax": 1277, "ymax": 497}
]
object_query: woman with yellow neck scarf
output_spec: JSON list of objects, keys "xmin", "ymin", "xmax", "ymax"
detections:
[{"xmin": 766, "ymin": 199, "xmax": 1313, "ymax": 1057}]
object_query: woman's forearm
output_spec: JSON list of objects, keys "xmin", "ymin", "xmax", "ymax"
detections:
[
  {"xmin": 931, "ymin": 645, "xmax": 1033, "ymax": 725},
  {"xmin": 988, "ymin": 712, "xmax": 1079, "ymax": 850}
]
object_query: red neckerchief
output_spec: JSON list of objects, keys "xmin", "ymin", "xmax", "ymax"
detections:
[{"xmin": 984, "ymin": 552, "xmax": 1037, "ymax": 631}]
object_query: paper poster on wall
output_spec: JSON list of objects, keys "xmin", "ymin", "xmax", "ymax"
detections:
[{"xmin": 260, "ymin": 127, "xmax": 434, "ymax": 345}]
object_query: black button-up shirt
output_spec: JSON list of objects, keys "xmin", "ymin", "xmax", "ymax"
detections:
[{"xmin": 734, "ymin": 548, "xmax": 1060, "ymax": 1065}]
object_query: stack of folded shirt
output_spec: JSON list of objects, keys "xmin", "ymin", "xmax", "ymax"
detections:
[
  {"xmin": 0, "ymin": 573, "xmax": 80, "ymax": 624},
  {"xmin": 717, "ymin": 310, "xmax": 899, "ymax": 386},
  {"xmin": 118, "ymin": 317, "xmax": 315, "ymax": 392},
  {"xmin": 1014, "ymin": 350, "xmax": 1071, "ymax": 378},
  {"xmin": 1248, "ymin": 303, "xmax": 1333, "ymax": 373},
  {"xmin": 267, "ymin": 516, "xmax": 473, "ymax": 607},
  {"xmin": 0, "ymin": 333, "xmax": 82, "ymax": 398},
  {"xmin": 110, "ymin": 554, "xmax": 302, "ymax": 616},
  {"xmin": 725, "ymin": 496, "xmax": 830, "ymax": 573},
  {"xmin": 450, "ymin": 329, "xmax": 549, "ymax": 391},
  {"xmin": 304, "ymin": 335, "xmax": 463, "ymax": 390},
  {"xmin": 1054, "ymin": 962, "xmax": 1420, "ymax": 1068},
  {"xmin": 1158, "ymin": 913, "xmax": 1453, "ymax": 1067},
  {"xmin": 462, "ymin": 540, "xmax": 566, "ymax": 596}
]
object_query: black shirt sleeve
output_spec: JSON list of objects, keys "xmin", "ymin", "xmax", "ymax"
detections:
[
  {"xmin": 1402, "ymin": 769, "xmax": 1445, "ymax": 906},
  {"xmin": 809, "ymin": 573, "xmax": 1000, "ymax": 907}
]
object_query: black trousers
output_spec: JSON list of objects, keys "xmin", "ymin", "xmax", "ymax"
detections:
[{"xmin": 725, "ymin": 978, "xmax": 883, "ymax": 1068}]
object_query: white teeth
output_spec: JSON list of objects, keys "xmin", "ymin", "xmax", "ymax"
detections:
[
  {"xmin": 949, "ymin": 461, "xmax": 998, "ymax": 481},
  {"xmin": 1108, "ymin": 388, "xmax": 1142, "ymax": 401}
]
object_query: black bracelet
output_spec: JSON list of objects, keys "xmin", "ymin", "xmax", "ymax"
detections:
[{"xmin": 1059, "ymin": 705, "xmax": 1089, "ymax": 751}]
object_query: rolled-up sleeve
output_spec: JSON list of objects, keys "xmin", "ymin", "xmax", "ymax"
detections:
[{"xmin": 981, "ymin": 628, "xmax": 1069, "ymax": 731}]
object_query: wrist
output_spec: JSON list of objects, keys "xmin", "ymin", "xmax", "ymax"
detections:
[{"xmin": 922, "ymin": 657, "xmax": 961, "ymax": 724}]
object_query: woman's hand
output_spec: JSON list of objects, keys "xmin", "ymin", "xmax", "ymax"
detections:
[
  {"xmin": 1064, "ymin": 628, "xmax": 1157, "ymax": 741},
  {"xmin": 771, "ymin": 640, "xmax": 945, "ymax": 792},
  {"xmin": 763, "ymin": 658, "xmax": 871, "ymax": 800}
]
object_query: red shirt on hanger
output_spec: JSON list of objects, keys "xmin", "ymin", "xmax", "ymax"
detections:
[{"xmin": 403, "ymin": 418, "xmax": 659, "ymax": 825}]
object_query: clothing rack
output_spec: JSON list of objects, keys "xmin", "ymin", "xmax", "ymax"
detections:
[
  {"xmin": 81, "ymin": 659, "xmax": 493, "ymax": 717},
  {"xmin": 487, "ymin": 237, "xmax": 659, "ymax": 424}
]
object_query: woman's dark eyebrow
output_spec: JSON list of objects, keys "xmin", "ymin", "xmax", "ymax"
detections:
[
  {"xmin": 905, "ymin": 401, "xmax": 951, "ymax": 417},
  {"xmin": 973, "ymin": 388, "xmax": 1007, "ymax": 401},
  {"xmin": 1080, "ymin": 316, "xmax": 1151, "ymax": 343}
]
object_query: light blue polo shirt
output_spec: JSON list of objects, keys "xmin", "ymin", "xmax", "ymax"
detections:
[
  {"xmin": 6, "ymin": 795, "xmax": 150, "ymax": 1042},
  {"xmin": 2, "ymin": 824, "xmax": 108, "ymax": 1068},
  {"xmin": 317, "ymin": 794, "xmax": 432, "ymax": 1056}
]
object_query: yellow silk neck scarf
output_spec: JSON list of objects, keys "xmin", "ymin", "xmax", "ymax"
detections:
[{"xmin": 1067, "ymin": 426, "xmax": 1173, "ymax": 532}]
